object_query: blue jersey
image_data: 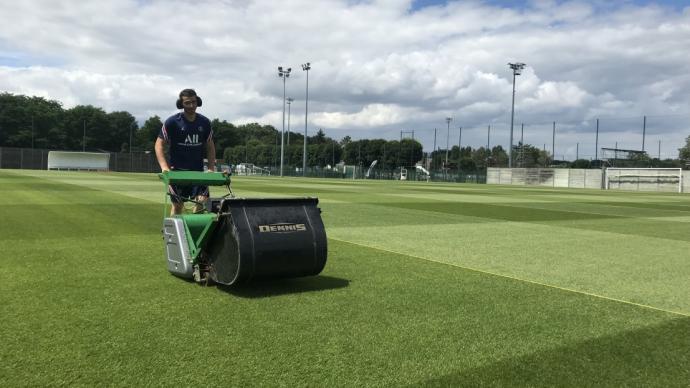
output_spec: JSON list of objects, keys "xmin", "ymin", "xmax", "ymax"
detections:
[{"xmin": 159, "ymin": 113, "xmax": 213, "ymax": 171}]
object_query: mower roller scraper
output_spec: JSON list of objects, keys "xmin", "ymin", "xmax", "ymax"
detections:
[{"xmin": 159, "ymin": 171, "xmax": 327, "ymax": 285}]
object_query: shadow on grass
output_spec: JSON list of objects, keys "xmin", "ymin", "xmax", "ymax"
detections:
[
  {"xmin": 414, "ymin": 317, "xmax": 690, "ymax": 387},
  {"xmin": 216, "ymin": 275, "xmax": 350, "ymax": 298}
]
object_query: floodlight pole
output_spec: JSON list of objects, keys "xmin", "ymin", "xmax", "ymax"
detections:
[
  {"xmin": 445, "ymin": 117, "xmax": 452, "ymax": 168},
  {"xmin": 432, "ymin": 128, "xmax": 437, "ymax": 171},
  {"xmin": 642, "ymin": 115, "xmax": 646, "ymax": 152},
  {"xmin": 552, "ymin": 121, "xmax": 556, "ymax": 162},
  {"xmin": 301, "ymin": 63, "xmax": 310, "ymax": 176},
  {"xmin": 615, "ymin": 142, "xmax": 618, "ymax": 162},
  {"xmin": 278, "ymin": 66, "xmax": 291, "ymax": 177},
  {"xmin": 458, "ymin": 126, "xmax": 462, "ymax": 155},
  {"xmin": 487, "ymin": 125, "xmax": 491, "ymax": 166},
  {"xmin": 595, "ymin": 118, "xmax": 599, "ymax": 161},
  {"xmin": 508, "ymin": 62, "xmax": 525, "ymax": 168},
  {"xmin": 520, "ymin": 123, "xmax": 524, "ymax": 167},
  {"xmin": 487, "ymin": 125, "xmax": 490, "ymax": 151},
  {"xmin": 287, "ymin": 97, "xmax": 293, "ymax": 170}
]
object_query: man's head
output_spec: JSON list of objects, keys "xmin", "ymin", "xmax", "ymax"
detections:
[{"xmin": 176, "ymin": 89, "xmax": 203, "ymax": 112}]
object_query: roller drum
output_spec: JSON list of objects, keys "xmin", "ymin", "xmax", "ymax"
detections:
[{"xmin": 205, "ymin": 198, "xmax": 327, "ymax": 285}]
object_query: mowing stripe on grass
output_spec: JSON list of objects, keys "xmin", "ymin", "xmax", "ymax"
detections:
[
  {"xmin": 330, "ymin": 237, "xmax": 690, "ymax": 318},
  {"xmin": 3, "ymin": 170, "xmax": 690, "ymax": 386},
  {"xmin": 328, "ymin": 217, "xmax": 690, "ymax": 314}
]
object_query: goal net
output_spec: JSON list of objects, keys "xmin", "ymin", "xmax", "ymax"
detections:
[
  {"xmin": 605, "ymin": 168, "xmax": 682, "ymax": 193},
  {"xmin": 47, "ymin": 151, "xmax": 110, "ymax": 171},
  {"xmin": 234, "ymin": 163, "xmax": 270, "ymax": 175}
]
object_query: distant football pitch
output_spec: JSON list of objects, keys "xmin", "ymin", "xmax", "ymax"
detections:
[{"xmin": 1, "ymin": 169, "xmax": 688, "ymax": 386}]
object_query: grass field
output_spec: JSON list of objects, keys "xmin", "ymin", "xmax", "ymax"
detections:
[{"xmin": 1, "ymin": 169, "xmax": 689, "ymax": 387}]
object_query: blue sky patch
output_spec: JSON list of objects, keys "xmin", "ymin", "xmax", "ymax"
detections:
[{"xmin": 410, "ymin": 0, "xmax": 690, "ymax": 12}]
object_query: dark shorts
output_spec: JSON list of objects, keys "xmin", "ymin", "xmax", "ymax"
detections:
[{"xmin": 168, "ymin": 184, "xmax": 209, "ymax": 204}]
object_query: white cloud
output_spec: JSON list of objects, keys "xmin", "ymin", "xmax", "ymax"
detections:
[
  {"xmin": 524, "ymin": 81, "xmax": 590, "ymax": 110},
  {"xmin": 314, "ymin": 103, "xmax": 415, "ymax": 128},
  {"xmin": 0, "ymin": 0, "xmax": 689, "ymax": 159}
]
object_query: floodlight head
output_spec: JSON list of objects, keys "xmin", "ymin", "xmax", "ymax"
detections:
[
  {"xmin": 302, "ymin": 62, "xmax": 311, "ymax": 71},
  {"xmin": 287, "ymin": 97, "xmax": 294, "ymax": 103},
  {"xmin": 278, "ymin": 66, "xmax": 283, "ymax": 71},
  {"xmin": 508, "ymin": 62, "xmax": 526, "ymax": 75}
]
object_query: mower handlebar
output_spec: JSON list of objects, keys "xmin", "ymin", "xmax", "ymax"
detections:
[{"xmin": 158, "ymin": 170, "xmax": 231, "ymax": 187}]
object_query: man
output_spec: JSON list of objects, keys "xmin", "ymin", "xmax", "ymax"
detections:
[{"xmin": 155, "ymin": 88, "xmax": 216, "ymax": 215}]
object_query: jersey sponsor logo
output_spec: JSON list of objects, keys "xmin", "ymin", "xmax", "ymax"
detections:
[
  {"xmin": 258, "ymin": 223, "xmax": 307, "ymax": 233},
  {"xmin": 184, "ymin": 134, "xmax": 200, "ymax": 145}
]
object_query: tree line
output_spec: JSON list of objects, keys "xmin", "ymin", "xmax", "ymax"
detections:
[
  {"xmin": 1, "ymin": 92, "xmax": 686, "ymax": 170},
  {"xmin": 0, "ymin": 92, "xmax": 423, "ymax": 168},
  {"xmin": 0, "ymin": 93, "xmax": 138, "ymax": 152}
]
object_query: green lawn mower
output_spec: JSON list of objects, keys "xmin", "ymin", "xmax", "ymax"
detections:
[{"xmin": 159, "ymin": 171, "xmax": 327, "ymax": 285}]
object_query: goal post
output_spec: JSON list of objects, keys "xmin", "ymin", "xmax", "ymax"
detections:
[
  {"xmin": 605, "ymin": 168, "xmax": 682, "ymax": 193},
  {"xmin": 47, "ymin": 151, "xmax": 110, "ymax": 171}
]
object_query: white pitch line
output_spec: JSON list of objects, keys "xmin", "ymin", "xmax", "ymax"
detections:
[{"xmin": 329, "ymin": 237, "xmax": 690, "ymax": 318}]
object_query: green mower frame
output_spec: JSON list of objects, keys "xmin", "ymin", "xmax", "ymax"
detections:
[{"xmin": 159, "ymin": 171, "xmax": 328, "ymax": 285}]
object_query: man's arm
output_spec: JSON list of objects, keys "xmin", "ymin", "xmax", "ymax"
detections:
[
  {"xmin": 154, "ymin": 137, "xmax": 170, "ymax": 172},
  {"xmin": 206, "ymin": 139, "xmax": 216, "ymax": 171}
]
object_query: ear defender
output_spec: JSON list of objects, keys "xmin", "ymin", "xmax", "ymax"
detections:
[{"xmin": 176, "ymin": 96, "xmax": 202, "ymax": 109}]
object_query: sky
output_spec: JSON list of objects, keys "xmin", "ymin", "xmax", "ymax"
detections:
[{"xmin": 1, "ymin": 0, "xmax": 690, "ymax": 160}]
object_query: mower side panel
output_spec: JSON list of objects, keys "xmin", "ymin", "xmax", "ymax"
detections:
[
  {"xmin": 162, "ymin": 218, "xmax": 194, "ymax": 278},
  {"xmin": 179, "ymin": 213, "xmax": 217, "ymax": 259}
]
